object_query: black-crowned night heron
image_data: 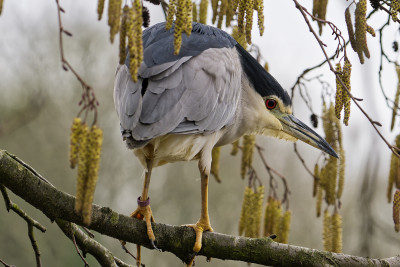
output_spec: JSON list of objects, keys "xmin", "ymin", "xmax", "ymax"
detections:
[{"xmin": 114, "ymin": 22, "xmax": 337, "ymax": 264}]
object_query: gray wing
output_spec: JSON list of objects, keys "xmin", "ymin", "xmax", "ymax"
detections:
[{"xmin": 114, "ymin": 46, "xmax": 242, "ymax": 144}]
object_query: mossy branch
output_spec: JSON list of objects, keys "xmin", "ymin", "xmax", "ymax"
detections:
[{"xmin": 1, "ymin": 149, "xmax": 400, "ymax": 266}]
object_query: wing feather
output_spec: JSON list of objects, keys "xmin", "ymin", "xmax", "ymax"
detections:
[
  {"xmin": 114, "ymin": 22, "xmax": 242, "ymax": 147},
  {"xmin": 132, "ymin": 47, "xmax": 241, "ymax": 140}
]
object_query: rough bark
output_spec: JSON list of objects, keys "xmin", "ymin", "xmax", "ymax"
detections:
[{"xmin": 0, "ymin": 149, "xmax": 399, "ymax": 266}]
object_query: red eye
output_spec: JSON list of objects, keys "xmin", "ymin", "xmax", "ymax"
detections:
[{"xmin": 266, "ymin": 99, "xmax": 277, "ymax": 110}]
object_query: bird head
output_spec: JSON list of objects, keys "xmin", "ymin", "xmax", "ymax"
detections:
[
  {"xmin": 259, "ymin": 95, "xmax": 338, "ymax": 158},
  {"xmin": 235, "ymin": 45, "xmax": 337, "ymax": 158}
]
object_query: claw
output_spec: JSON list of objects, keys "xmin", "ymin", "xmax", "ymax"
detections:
[{"xmin": 150, "ymin": 239, "xmax": 161, "ymax": 251}]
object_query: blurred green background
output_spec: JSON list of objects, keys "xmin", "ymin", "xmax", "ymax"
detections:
[{"xmin": 1, "ymin": 1, "xmax": 400, "ymax": 266}]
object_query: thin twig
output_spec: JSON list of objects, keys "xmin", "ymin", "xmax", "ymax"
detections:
[
  {"xmin": 1, "ymin": 186, "xmax": 46, "ymax": 267},
  {"xmin": 71, "ymin": 229, "xmax": 90, "ymax": 267},
  {"xmin": 255, "ymin": 145, "xmax": 291, "ymax": 208},
  {"xmin": 121, "ymin": 243, "xmax": 145, "ymax": 267},
  {"xmin": 9, "ymin": 203, "xmax": 47, "ymax": 232},
  {"xmin": 82, "ymin": 226, "xmax": 95, "ymax": 238},
  {"xmin": 28, "ymin": 224, "xmax": 42, "ymax": 267},
  {"xmin": 293, "ymin": 143, "xmax": 316, "ymax": 178},
  {"xmin": 0, "ymin": 184, "xmax": 11, "ymax": 211},
  {"xmin": 6, "ymin": 153, "xmax": 52, "ymax": 186},
  {"xmin": 0, "ymin": 259, "xmax": 14, "ymax": 267},
  {"xmin": 55, "ymin": 0, "xmax": 99, "ymax": 125}
]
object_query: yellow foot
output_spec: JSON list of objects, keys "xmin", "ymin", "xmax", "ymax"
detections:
[
  {"xmin": 130, "ymin": 197, "xmax": 156, "ymax": 242},
  {"xmin": 129, "ymin": 198, "xmax": 157, "ymax": 267},
  {"xmin": 183, "ymin": 219, "xmax": 213, "ymax": 267},
  {"xmin": 185, "ymin": 219, "xmax": 214, "ymax": 253}
]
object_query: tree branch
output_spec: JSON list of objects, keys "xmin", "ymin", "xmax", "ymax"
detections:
[{"xmin": 1, "ymin": 149, "xmax": 399, "ymax": 266}]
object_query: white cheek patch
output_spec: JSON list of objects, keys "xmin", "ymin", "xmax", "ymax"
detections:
[{"xmin": 262, "ymin": 129, "xmax": 298, "ymax": 142}]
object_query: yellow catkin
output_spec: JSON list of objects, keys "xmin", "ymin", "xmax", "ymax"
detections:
[
  {"xmin": 119, "ymin": 5, "xmax": 129, "ymax": 65},
  {"xmin": 245, "ymin": 187, "xmax": 256, "ymax": 237},
  {"xmin": 331, "ymin": 211, "xmax": 343, "ymax": 253},
  {"xmin": 225, "ymin": 0, "xmax": 235, "ymax": 28},
  {"xmin": 336, "ymin": 117, "xmax": 344, "ymax": 200},
  {"xmin": 392, "ymin": 0, "xmax": 400, "ymax": 22},
  {"xmin": 217, "ymin": 0, "xmax": 227, "ymax": 29},
  {"xmin": 127, "ymin": 7, "xmax": 137, "ymax": 81},
  {"xmin": 334, "ymin": 63, "xmax": 343, "ymax": 120},
  {"xmin": 231, "ymin": 26, "xmax": 247, "ymax": 50},
  {"xmin": 263, "ymin": 196, "xmax": 273, "ymax": 236},
  {"xmin": 252, "ymin": 186, "xmax": 264, "ymax": 237},
  {"xmin": 322, "ymin": 210, "xmax": 332, "ymax": 251},
  {"xmin": 326, "ymin": 105, "xmax": 339, "ymax": 204},
  {"xmin": 316, "ymin": 178, "xmax": 323, "ymax": 217},
  {"xmin": 277, "ymin": 210, "xmax": 291, "ymax": 244},
  {"xmin": 313, "ymin": 163, "xmax": 320, "ymax": 197},
  {"xmin": 231, "ymin": 0, "xmax": 240, "ymax": 16},
  {"xmin": 166, "ymin": 0, "xmax": 177, "ymax": 30},
  {"xmin": 192, "ymin": 2, "xmax": 198, "ymax": 22},
  {"xmin": 211, "ymin": 0, "xmax": 218, "ymax": 24},
  {"xmin": 366, "ymin": 24, "xmax": 376, "ymax": 36},
  {"xmin": 184, "ymin": 0, "xmax": 193, "ymax": 36},
  {"xmin": 82, "ymin": 125, "xmax": 103, "ymax": 225},
  {"xmin": 174, "ymin": 0, "xmax": 186, "ymax": 54},
  {"xmin": 75, "ymin": 123, "xmax": 89, "ymax": 214},
  {"xmin": 391, "ymin": 66, "xmax": 400, "ymax": 130},
  {"xmin": 97, "ymin": 0, "xmax": 105, "ymax": 20},
  {"xmin": 255, "ymin": 0, "xmax": 264, "ymax": 36},
  {"xmin": 108, "ymin": 0, "xmax": 122, "ymax": 43},
  {"xmin": 325, "ymin": 157, "xmax": 337, "ymax": 205},
  {"xmin": 388, "ymin": 136, "xmax": 400, "ymax": 203},
  {"xmin": 355, "ymin": 0, "xmax": 368, "ymax": 63},
  {"xmin": 127, "ymin": 1, "xmax": 143, "ymax": 82},
  {"xmin": 345, "ymin": 7, "xmax": 357, "ymax": 52},
  {"xmin": 312, "ymin": 0, "xmax": 320, "ymax": 18},
  {"xmin": 322, "ymin": 103, "xmax": 333, "ymax": 145},
  {"xmin": 388, "ymin": 153, "xmax": 396, "ymax": 203},
  {"xmin": 245, "ymin": 0, "xmax": 254, "ymax": 44},
  {"xmin": 237, "ymin": 0, "xmax": 246, "ymax": 34},
  {"xmin": 211, "ymin": 146, "xmax": 221, "ymax": 183},
  {"xmin": 342, "ymin": 59, "xmax": 352, "ymax": 125},
  {"xmin": 239, "ymin": 187, "xmax": 253, "ymax": 236},
  {"xmin": 318, "ymin": 0, "xmax": 328, "ymax": 19},
  {"xmin": 271, "ymin": 199, "xmax": 282, "ymax": 235},
  {"xmin": 241, "ymin": 135, "xmax": 255, "ymax": 178},
  {"xmin": 199, "ymin": 0, "xmax": 208, "ymax": 24},
  {"xmin": 395, "ymin": 135, "xmax": 400, "ymax": 188},
  {"xmin": 231, "ymin": 140, "xmax": 239, "ymax": 156},
  {"xmin": 337, "ymin": 147, "xmax": 345, "ymax": 199},
  {"xmin": 69, "ymin": 117, "xmax": 83, "ymax": 169},
  {"xmin": 393, "ymin": 189, "xmax": 400, "ymax": 232},
  {"xmin": 317, "ymin": 0, "xmax": 328, "ymax": 35},
  {"xmin": 264, "ymin": 198, "xmax": 282, "ymax": 236}
]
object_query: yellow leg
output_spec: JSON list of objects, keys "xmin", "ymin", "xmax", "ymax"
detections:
[
  {"xmin": 185, "ymin": 163, "xmax": 214, "ymax": 266},
  {"xmin": 129, "ymin": 159, "xmax": 157, "ymax": 266}
]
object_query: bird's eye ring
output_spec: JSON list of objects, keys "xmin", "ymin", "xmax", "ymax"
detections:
[{"xmin": 265, "ymin": 99, "xmax": 277, "ymax": 110}]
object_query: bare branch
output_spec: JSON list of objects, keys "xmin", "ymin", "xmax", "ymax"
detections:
[
  {"xmin": 0, "ymin": 186, "xmax": 45, "ymax": 267},
  {"xmin": 56, "ymin": 219, "xmax": 132, "ymax": 267},
  {"xmin": 1, "ymin": 150, "xmax": 400, "ymax": 266}
]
